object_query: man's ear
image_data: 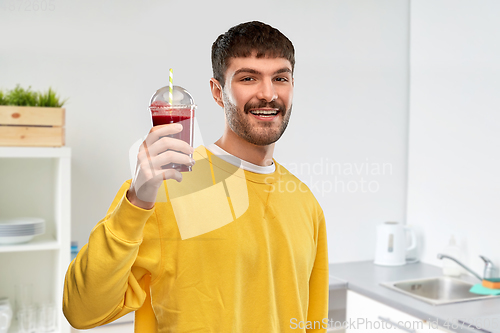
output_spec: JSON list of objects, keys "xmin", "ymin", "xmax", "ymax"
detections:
[{"xmin": 210, "ymin": 78, "xmax": 225, "ymax": 108}]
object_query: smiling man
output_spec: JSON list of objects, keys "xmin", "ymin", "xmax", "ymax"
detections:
[
  {"xmin": 64, "ymin": 21, "xmax": 329, "ymax": 333},
  {"xmin": 211, "ymin": 54, "xmax": 293, "ymax": 162}
]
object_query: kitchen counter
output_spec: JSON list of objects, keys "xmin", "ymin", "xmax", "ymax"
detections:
[
  {"xmin": 329, "ymin": 275, "xmax": 348, "ymax": 290},
  {"xmin": 329, "ymin": 261, "xmax": 500, "ymax": 333}
]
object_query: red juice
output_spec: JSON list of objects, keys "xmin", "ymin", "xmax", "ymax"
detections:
[{"xmin": 150, "ymin": 101, "xmax": 194, "ymax": 172}]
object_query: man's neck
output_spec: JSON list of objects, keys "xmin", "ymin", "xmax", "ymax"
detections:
[{"xmin": 215, "ymin": 128, "xmax": 275, "ymax": 167}]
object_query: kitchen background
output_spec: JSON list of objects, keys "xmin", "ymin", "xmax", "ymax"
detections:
[{"xmin": 0, "ymin": 0, "xmax": 498, "ymax": 282}]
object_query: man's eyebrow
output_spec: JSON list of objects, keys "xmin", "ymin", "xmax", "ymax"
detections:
[
  {"xmin": 233, "ymin": 67, "xmax": 292, "ymax": 77},
  {"xmin": 275, "ymin": 68, "xmax": 292, "ymax": 75},
  {"xmin": 233, "ymin": 68, "xmax": 260, "ymax": 76}
]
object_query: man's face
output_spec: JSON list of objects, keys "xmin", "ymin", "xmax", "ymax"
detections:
[{"xmin": 219, "ymin": 54, "xmax": 294, "ymax": 146}]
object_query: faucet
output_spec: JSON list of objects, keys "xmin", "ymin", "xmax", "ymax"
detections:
[
  {"xmin": 436, "ymin": 254, "xmax": 499, "ymax": 281},
  {"xmin": 480, "ymin": 255, "xmax": 500, "ymax": 280}
]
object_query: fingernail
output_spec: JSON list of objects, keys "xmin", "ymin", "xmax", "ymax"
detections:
[{"xmin": 190, "ymin": 158, "xmax": 196, "ymax": 165}]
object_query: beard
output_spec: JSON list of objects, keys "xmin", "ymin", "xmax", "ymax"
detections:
[{"xmin": 223, "ymin": 95, "xmax": 292, "ymax": 146}]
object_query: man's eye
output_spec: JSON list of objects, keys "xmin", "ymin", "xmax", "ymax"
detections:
[
  {"xmin": 275, "ymin": 77, "xmax": 289, "ymax": 82},
  {"xmin": 241, "ymin": 77, "xmax": 254, "ymax": 82}
]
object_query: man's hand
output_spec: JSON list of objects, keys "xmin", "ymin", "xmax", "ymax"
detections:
[{"xmin": 127, "ymin": 123, "xmax": 195, "ymax": 209}]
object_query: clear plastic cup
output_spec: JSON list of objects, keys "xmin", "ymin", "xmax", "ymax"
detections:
[
  {"xmin": 17, "ymin": 306, "xmax": 36, "ymax": 333},
  {"xmin": 15, "ymin": 284, "xmax": 32, "ymax": 312},
  {"xmin": 37, "ymin": 303, "xmax": 56, "ymax": 333},
  {"xmin": 0, "ymin": 297, "xmax": 13, "ymax": 333},
  {"xmin": 149, "ymin": 85, "xmax": 196, "ymax": 172}
]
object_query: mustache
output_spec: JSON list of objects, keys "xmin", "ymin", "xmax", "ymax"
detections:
[{"xmin": 244, "ymin": 100, "xmax": 286, "ymax": 114}]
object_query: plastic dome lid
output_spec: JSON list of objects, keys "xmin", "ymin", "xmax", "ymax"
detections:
[{"xmin": 149, "ymin": 85, "xmax": 196, "ymax": 108}]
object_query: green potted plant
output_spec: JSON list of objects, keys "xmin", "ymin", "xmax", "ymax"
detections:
[{"xmin": 0, "ymin": 85, "xmax": 68, "ymax": 147}]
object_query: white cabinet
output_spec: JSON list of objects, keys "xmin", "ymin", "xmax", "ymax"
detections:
[
  {"xmin": 0, "ymin": 147, "xmax": 71, "ymax": 333},
  {"xmin": 328, "ymin": 288, "xmax": 347, "ymax": 332},
  {"xmin": 346, "ymin": 290, "xmax": 453, "ymax": 333}
]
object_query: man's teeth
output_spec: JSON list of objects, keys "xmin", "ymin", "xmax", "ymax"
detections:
[{"xmin": 250, "ymin": 110, "xmax": 278, "ymax": 115}]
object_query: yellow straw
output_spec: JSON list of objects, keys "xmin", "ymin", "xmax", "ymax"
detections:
[{"xmin": 169, "ymin": 68, "xmax": 173, "ymax": 106}]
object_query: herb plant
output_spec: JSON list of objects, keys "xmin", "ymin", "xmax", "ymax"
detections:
[
  {"xmin": 38, "ymin": 87, "xmax": 68, "ymax": 107},
  {"xmin": 0, "ymin": 85, "xmax": 67, "ymax": 107}
]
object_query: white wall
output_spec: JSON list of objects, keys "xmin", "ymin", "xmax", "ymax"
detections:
[
  {"xmin": 0, "ymin": 0, "xmax": 410, "ymax": 263},
  {"xmin": 408, "ymin": 0, "xmax": 500, "ymax": 274}
]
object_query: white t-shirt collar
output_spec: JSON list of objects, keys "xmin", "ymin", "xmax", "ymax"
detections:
[{"xmin": 206, "ymin": 143, "xmax": 276, "ymax": 174}]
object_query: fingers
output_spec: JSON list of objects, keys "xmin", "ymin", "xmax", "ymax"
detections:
[
  {"xmin": 140, "ymin": 123, "xmax": 193, "ymax": 160},
  {"xmin": 145, "ymin": 123, "xmax": 183, "ymax": 147},
  {"xmin": 138, "ymin": 123, "xmax": 194, "ymax": 170},
  {"xmin": 153, "ymin": 151, "xmax": 195, "ymax": 169},
  {"xmin": 147, "ymin": 136, "xmax": 194, "ymax": 158},
  {"xmin": 138, "ymin": 145, "xmax": 194, "ymax": 169},
  {"xmin": 136, "ymin": 151, "xmax": 193, "ymax": 178},
  {"xmin": 156, "ymin": 168, "xmax": 183, "ymax": 183},
  {"xmin": 130, "ymin": 123, "xmax": 193, "ymax": 204}
]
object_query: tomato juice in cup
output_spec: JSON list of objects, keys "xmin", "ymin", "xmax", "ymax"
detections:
[{"xmin": 149, "ymin": 86, "xmax": 196, "ymax": 172}]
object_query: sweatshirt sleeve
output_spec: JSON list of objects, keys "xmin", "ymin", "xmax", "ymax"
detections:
[
  {"xmin": 63, "ymin": 180, "xmax": 155, "ymax": 329},
  {"xmin": 306, "ymin": 212, "xmax": 329, "ymax": 333}
]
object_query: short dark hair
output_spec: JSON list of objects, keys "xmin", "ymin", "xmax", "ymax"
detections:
[{"xmin": 211, "ymin": 21, "xmax": 295, "ymax": 87}]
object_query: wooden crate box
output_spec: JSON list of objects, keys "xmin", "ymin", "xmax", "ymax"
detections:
[{"xmin": 0, "ymin": 106, "xmax": 65, "ymax": 147}]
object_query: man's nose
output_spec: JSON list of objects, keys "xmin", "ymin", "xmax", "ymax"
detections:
[{"xmin": 256, "ymin": 79, "xmax": 278, "ymax": 102}]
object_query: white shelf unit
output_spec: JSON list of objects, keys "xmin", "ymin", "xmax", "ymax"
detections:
[{"xmin": 0, "ymin": 147, "xmax": 71, "ymax": 333}]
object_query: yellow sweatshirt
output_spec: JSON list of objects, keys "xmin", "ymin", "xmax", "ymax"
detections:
[{"xmin": 63, "ymin": 146, "xmax": 329, "ymax": 333}]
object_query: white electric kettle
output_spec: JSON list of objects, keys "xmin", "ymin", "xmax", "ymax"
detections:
[{"xmin": 374, "ymin": 221, "xmax": 417, "ymax": 266}]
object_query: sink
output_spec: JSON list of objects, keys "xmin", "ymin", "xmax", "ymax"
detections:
[{"xmin": 380, "ymin": 276, "xmax": 500, "ymax": 305}]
